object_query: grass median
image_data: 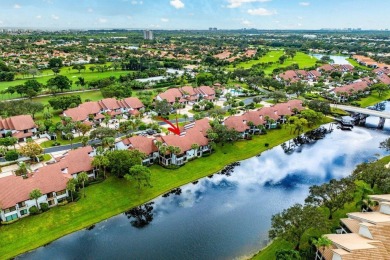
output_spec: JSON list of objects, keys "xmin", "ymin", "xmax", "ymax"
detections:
[{"xmin": 0, "ymin": 118, "xmax": 333, "ymax": 259}]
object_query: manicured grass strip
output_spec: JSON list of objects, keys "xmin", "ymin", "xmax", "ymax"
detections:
[
  {"xmin": 357, "ymin": 92, "xmax": 390, "ymax": 108},
  {"xmin": 0, "ymin": 118, "xmax": 332, "ymax": 259},
  {"xmin": 347, "ymin": 58, "xmax": 373, "ymax": 71},
  {"xmin": 251, "ymin": 239, "xmax": 293, "ymax": 260}
]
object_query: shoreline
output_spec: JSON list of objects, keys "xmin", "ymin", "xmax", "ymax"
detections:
[{"xmin": 0, "ymin": 119, "xmax": 333, "ymax": 259}]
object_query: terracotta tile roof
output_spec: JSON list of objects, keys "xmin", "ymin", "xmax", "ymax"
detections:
[
  {"xmin": 181, "ymin": 86, "xmax": 197, "ymax": 96},
  {"xmin": 319, "ymin": 64, "xmax": 335, "ymax": 72},
  {"xmin": 258, "ymin": 107, "xmax": 279, "ymax": 121},
  {"xmin": 334, "ymin": 81, "xmax": 369, "ymax": 95},
  {"xmin": 308, "ymin": 70, "xmax": 321, "ymax": 77},
  {"xmin": 377, "ymin": 73, "xmax": 390, "ymax": 85},
  {"xmin": 161, "ymin": 130, "xmax": 208, "ymax": 153},
  {"xmin": 347, "ymin": 212, "xmax": 390, "ymax": 224},
  {"xmin": 326, "ymin": 233, "xmax": 379, "ymax": 251},
  {"xmin": 197, "ymin": 86, "xmax": 215, "ymax": 96},
  {"xmin": 279, "ymin": 70, "xmax": 299, "ymax": 82},
  {"xmin": 56, "ymin": 146, "xmax": 94, "ymax": 176},
  {"xmin": 242, "ymin": 110, "xmax": 265, "ymax": 126},
  {"xmin": 224, "ymin": 116, "xmax": 250, "ymax": 132},
  {"xmin": 0, "ymin": 115, "xmax": 36, "ymax": 131},
  {"xmin": 98, "ymin": 98, "xmax": 121, "ymax": 110},
  {"xmin": 185, "ymin": 118, "xmax": 211, "ymax": 137},
  {"xmin": 122, "ymin": 97, "xmax": 144, "ymax": 109},
  {"xmin": 124, "ymin": 136, "xmax": 158, "ymax": 155},
  {"xmin": 12, "ymin": 131, "xmax": 33, "ymax": 139},
  {"xmin": 157, "ymin": 88, "xmax": 183, "ymax": 103},
  {"xmin": 0, "ymin": 164, "xmax": 68, "ymax": 208}
]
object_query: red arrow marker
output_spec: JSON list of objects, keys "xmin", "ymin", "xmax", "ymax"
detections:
[{"xmin": 158, "ymin": 116, "xmax": 181, "ymax": 135}]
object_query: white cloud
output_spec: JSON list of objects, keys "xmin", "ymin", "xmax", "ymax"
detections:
[
  {"xmin": 87, "ymin": 8, "xmax": 93, "ymax": 13},
  {"xmin": 36, "ymin": 15, "xmax": 42, "ymax": 19},
  {"xmin": 0, "ymin": 20, "xmax": 3, "ymax": 24},
  {"xmin": 127, "ymin": 15, "xmax": 132, "ymax": 19},
  {"xmin": 170, "ymin": 0, "xmax": 184, "ymax": 9},
  {"xmin": 299, "ymin": 2, "xmax": 310, "ymax": 6},
  {"xmin": 241, "ymin": 19, "xmax": 252, "ymax": 26},
  {"xmin": 14, "ymin": 4, "xmax": 21, "ymax": 9},
  {"xmin": 99, "ymin": 18, "xmax": 107, "ymax": 23},
  {"xmin": 247, "ymin": 8, "xmax": 276, "ymax": 16},
  {"xmin": 227, "ymin": 0, "xmax": 270, "ymax": 8},
  {"xmin": 161, "ymin": 18, "xmax": 169, "ymax": 22},
  {"xmin": 51, "ymin": 14, "xmax": 59, "ymax": 20},
  {"xmin": 297, "ymin": 16, "xmax": 303, "ymax": 20}
]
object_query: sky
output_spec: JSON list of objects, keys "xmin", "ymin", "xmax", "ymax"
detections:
[{"xmin": 0, "ymin": 0, "xmax": 389, "ymax": 30}]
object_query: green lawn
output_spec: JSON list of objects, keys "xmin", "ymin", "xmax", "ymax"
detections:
[
  {"xmin": 227, "ymin": 50, "xmax": 318, "ymax": 75},
  {"xmin": 347, "ymin": 58, "xmax": 373, "ymax": 71},
  {"xmin": 0, "ymin": 68, "xmax": 131, "ymax": 100},
  {"xmin": 0, "ymin": 118, "xmax": 332, "ymax": 259},
  {"xmin": 252, "ymin": 239, "xmax": 293, "ymax": 260},
  {"xmin": 357, "ymin": 92, "xmax": 390, "ymax": 108},
  {"xmin": 40, "ymin": 136, "xmax": 83, "ymax": 148}
]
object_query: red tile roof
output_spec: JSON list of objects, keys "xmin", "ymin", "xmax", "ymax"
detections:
[
  {"xmin": 124, "ymin": 136, "xmax": 158, "ymax": 155},
  {"xmin": 99, "ymin": 98, "xmax": 121, "ymax": 110},
  {"xmin": 0, "ymin": 165, "xmax": 68, "ymax": 208},
  {"xmin": 377, "ymin": 74, "xmax": 390, "ymax": 85},
  {"xmin": 0, "ymin": 115, "xmax": 36, "ymax": 131},
  {"xmin": 122, "ymin": 97, "xmax": 144, "ymax": 109},
  {"xmin": 157, "ymin": 88, "xmax": 183, "ymax": 103},
  {"xmin": 334, "ymin": 81, "xmax": 370, "ymax": 95},
  {"xmin": 56, "ymin": 146, "xmax": 94, "ymax": 176},
  {"xmin": 278, "ymin": 70, "xmax": 299, "ymax": 82},
  {"xmin": 224, "ymin": 116, "xmax": 250, "ymax": 132}
]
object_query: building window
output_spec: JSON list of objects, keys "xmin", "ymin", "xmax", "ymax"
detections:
[
  {"xmin": 4, "ymin": 206, "xmax": 16, "ymax": 213},
  {"xmin": 47, "ymin": 192, "xmax": 54, "ymax": 198},
  {"xmin": 56, "ymin": 190, "xmax": 66, "ymax": 196},
  {"xmin": 18, "ymin": 202, "xmax": 26, "ymax": 208},
  {"xmin": 20, "ymin": 209, "xmax": 28, "ymax": 216},
  {"xmin": 48, "ymin": 200, "xmax": 55, "ymax": 206},
  {"xmin": 5, "ymin": 213, "xmax": 18, "ymax": 222}
]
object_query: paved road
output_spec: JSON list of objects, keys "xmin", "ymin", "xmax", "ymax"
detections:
[{"xmin": 330, "ymin": 104, "xmax": 390, "ymax": 119}]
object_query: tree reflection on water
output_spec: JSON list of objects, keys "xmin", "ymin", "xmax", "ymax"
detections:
[{"xmin": 124, "ymin": 202, "xmax": 154, "ymax": 228}]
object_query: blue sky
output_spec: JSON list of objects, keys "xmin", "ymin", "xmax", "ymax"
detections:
[{"xmin": 0, "ymin": 0, "xmax": 389, "ymax": 30}]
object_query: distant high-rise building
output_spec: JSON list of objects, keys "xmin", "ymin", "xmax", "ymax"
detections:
[{"xmin": 143, "ymin": 30, "xmax": 153, "ymax": 40}]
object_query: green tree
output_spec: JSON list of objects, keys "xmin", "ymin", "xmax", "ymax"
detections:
[
  {"xmin": 155, "ymin": 99, "xmax": 172, "ymax": 117},
  {"xmin": 300, "ymin": 109, "xmax": 323, "ymax": 128},
  {"xmin": 66, "ymin": 179, "xmax": 77, "ymax": 202},
  {"xmin": 29, "ymin": 189, "xmax": 42, "ymax": 209},
  {"xmin": 106, "ymin": 150, "xmax": 146, "ymax": 178},
  {"xmin": 92, "ymin": 154, "xmax": 110, "ymax": 179},
  {"xmin": 89, "ymin": 127, "xmax": 116, "ymax": 140},
  {"xmin": 47, "ymin": 75, "xmax": 72, "ymax": 94},
  {"xmin": 20, "ymin": 142, "xmax": 43, "ymax": 161},
  {"xmin": 305, "ymin": 178, "xmax": 355, "ymax": 219},
  {"xmin": 77, "ymin": 171, "xmax": 89, "ymax": 198},
  {"xmin": 352, "ymin": 161, "xmax": 388, "ymax": 189},
  {"xmin": 275, "ymin": 249, "xmax": 301, "ymax": 260},
  {"xmin": 269, "ymin": 204, "xmax": 328, "ymax": 250},
  {"xmin": 371, "ymin": 83, "xmax": 389, "ymax": 97},
  {"xmin": 48, "ymin": 57, "xmax": 63, "ymax": 69},
  {"xmin": 48, "ymin": 95, "xmax": 82, "ymax": 110},
  {"xmin": 125, "ymin": 165, "xmax": 152, "ymax": 189},
  {"xmin": 24, "ymin": 102, "xmax": 44, "ymax": 119},
  {"xmin": 312, "ymin": 236, "xmax": 332, "ymax": 260}
]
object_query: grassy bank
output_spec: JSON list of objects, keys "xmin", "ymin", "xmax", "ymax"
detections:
[
  {"xmin": 0, "ymin": 118, "xmax": 332, "ymax": 259},
  {"xmin": 358, "ymin": 92, "xmax": 390, "ymax": 108}
]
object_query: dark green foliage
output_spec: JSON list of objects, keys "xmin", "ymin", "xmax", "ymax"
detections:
[
  {"xmin": 308, "ymin": 100, "xmax": 331, "ymax": 115},
  {"xmin": 100, "ymin": 84, "xmax": 132, "ymax": 98},
  {"xmin": 28, "ymin": 206, "xmax": 39, "ymax": 215},
  {"xmin": 5, "ymin": 150, "xmax": 19, "ymax": 161},
  {"xmin": 47, "ymin": 75, "xmax": 72, "ymax": 93},
  {"xmin": 106, "ymin": 150, "xmax": 146, "ymax": 178},
  {"xmin": 48, "ymin": 95, "xmax": 82, "ymax": 110},
  {"xmin": 89, "ymin": 127, "xmax": 116, "ymax": 140},
  {"xmin": 275, "ymin": 249, "xmax": 301, "ymax": 260},
  {"xmin": 40, "ymin": 203, "xmax": 49, "ymax": 212},
  {"xmin": 305, "ymin": 178, "xmax": 355, "ymax": 219}
]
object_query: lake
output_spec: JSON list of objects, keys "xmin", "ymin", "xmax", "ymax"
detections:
[
  {"xmin": 310, "ymin": 54, "xmax": 351, "ymax": 65},
  {"xmin": 19, "ymin": 126, "xmax": 389, "ymax": 260}
]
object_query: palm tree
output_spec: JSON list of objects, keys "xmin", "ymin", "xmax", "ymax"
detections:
[
  {"xmin": 65, "ymin": 132, "xmax": 74, "ymax": 148},
  {"xmin": 355, "ymin": 185, "xmax": 374, "ymax": 212},
  {"xmin": 77, "ymin": 172, "xmax": 89, "ymax": 198},
  {"xmin": 183, "ymin": 114, "xmax": 189, "ymax": 123},
  {"xmin": 312, "ymin": 236, "xmax": 332, "ymax": 260},
  {"xmin": 29, "ymin": 189, "xmax": 42, "ymax": 209},
  {"xmin": 66, "ymin": 179, "xmax": 77, "ymax": 202},
  {"xmin": 17, "ymin": 162, "xmax": 31, "ymax": 178}
]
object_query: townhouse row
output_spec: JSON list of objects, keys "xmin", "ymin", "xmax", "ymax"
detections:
[{"xmin": 0, "ymin": 146, "xmax": 96, "ymax": 222}]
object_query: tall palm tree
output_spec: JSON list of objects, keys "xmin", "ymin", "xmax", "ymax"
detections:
[
  {"xmin": 66, "ymin": 179, "xmax": 77, "ymax": 202},
  {"xmin": 77, "ymin": 172, "xmax": 89, "ymax": 198},
  {"xmin": 29, "ymin": 189, "xmax": 42, "ymax": 209}
]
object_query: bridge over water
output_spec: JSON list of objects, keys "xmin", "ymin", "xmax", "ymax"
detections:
[{"xmin": 330, "ymin": 104, "xmax": 390, "ymax": 129}]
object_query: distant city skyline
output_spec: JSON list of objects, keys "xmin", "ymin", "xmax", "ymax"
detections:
[{"xmin": 0, "ymin": 0, "xmax": 389, "ymax": 30}]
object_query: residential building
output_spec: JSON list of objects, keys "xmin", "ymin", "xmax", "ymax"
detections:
[
  {"xmin": 155, "ymin": 86, "xmax": 216, "ymax": 105},
  {"xmin": 332, "ymin": 79, "xmax": 371, "ymax": 102},
  {"xmin": 143, "ymin": 30, "xmax": 153, "ymax": 40},
  {"xmin": 116, "ymin": 118, "xmax": 211, "ymax": 166},
  {"xmin": 317, "ymin": 194, "xmax": 390, "ymax": 260},
  {"xmin": 0, "ymin": 146, "xmax": 96, "ymax": 222},
  {"xmin": 224, "ymin": 100, "xmax": 304, "ymax": 137},
  {"xmin": 63, "ymin": 97, "xmax": 144, "ymax": 124},
  {"xmin": 0, "ymin": 115, "xmax": 37, "ymax": 142}
]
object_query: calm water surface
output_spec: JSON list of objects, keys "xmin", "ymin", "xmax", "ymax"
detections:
[
  {"xmin": 310, "ymin": 54, "xmax": 351, "ymax": 65},
  {"xmin": 19, "ymin": 124, "xmax": 389, "ymax": 260}
]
